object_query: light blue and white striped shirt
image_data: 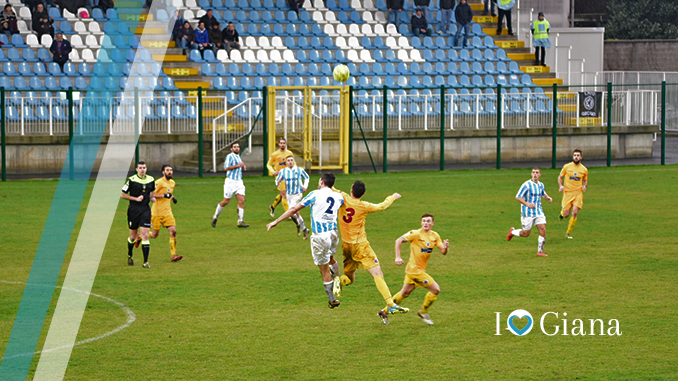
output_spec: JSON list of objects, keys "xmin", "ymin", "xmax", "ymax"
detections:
[
  {"xmin": 516, "ymin": 180, "xmax": 545, "ymax": 217},
  {"xmin": 224, "ymin": 153, "xmax": 243, "ymax": 180},
  {"xmin": 276, "ymin": 166, "xmax": 310, "ymax": 195},
  {"xmin": 301, "ymin": 187, "xmax": 344, "ymax": 234}
]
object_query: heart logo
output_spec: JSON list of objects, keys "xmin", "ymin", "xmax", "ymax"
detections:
[{"xmin": 507, "ymin": 309, "xmax": 533, "ymax": 336}]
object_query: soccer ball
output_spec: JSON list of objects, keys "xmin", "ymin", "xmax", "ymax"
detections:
[{"xmin": 333, "ymin": 64, "xmax": 350, "ymax": 82}]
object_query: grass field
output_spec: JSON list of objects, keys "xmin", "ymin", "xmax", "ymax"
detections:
[{"xmin": 1, "ymin": 165, "xmax": 678, "ymax": 380}]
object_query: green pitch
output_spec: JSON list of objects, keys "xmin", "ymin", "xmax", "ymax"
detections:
[{"xmin": 1, "ymin": 166, "xmax": 677, "ymax": 380}]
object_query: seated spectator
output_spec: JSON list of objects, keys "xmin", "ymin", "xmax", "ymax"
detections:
[
  {"xmin": 194, "ymin": 22, "xmax": 212, "ymax": 55},
  {"xmin": 287, "ymin": 0, "xmax": 304, "ymax": 16},
  {"xmin": 0, "ymin": 4, "xmax": 19, "ymax": 34},
  {"xmin": 209, "ymin": 22, "xmax": 223, "ymax": 53},
  {"xmin": 50, "ymin": 32, "xmax": 72, "ymax": 70},
  {"xmin": 176, "ymin": 21, "xmax": 197, "ymax": 54},
  {"xmin": 169, "ymin": 10, "xmax": 184, "ymax": 41},
  {"xmin": 222, "ymin": 22, "xmax": 241, "ymax": 58},
  {"xmin": 199, "ymin": 9, "xmax": 218, "ymax": 29},
  {"xmin": 32, "ymin": 3, "xmax": 54, "ymax": 40},
  {"xmin": 411, "ymin": 8, "xmax": 432, "ymax": 37}
]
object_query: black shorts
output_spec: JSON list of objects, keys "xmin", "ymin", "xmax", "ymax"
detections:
[{"xmin": 127, "ymin": 208, "xmax": 151, "ymax": 230}]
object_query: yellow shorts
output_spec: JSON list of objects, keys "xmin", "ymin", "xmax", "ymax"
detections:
[
  {"xmin": 404, "ymin": 272, "xmax": 436, "ymax": 288},
  {"xmin": 342, "ymin": 241, "xmax": 381, "ymax": 273},
  {"xmin": 277, "ymin": 182, "xmax": 286, "ymax": 192},
  {"xmin": 151, "ymin": 214, "xmax": 176, "ymax": 230},
  {"xmin": 561, "ymin": 191, "xmax": 584, "ymax": 211}
]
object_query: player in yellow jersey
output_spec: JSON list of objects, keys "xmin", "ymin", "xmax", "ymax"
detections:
[
  {"xmin": 333, "ymin": 180, "xmax": 407, "ymax": 325},
  {"xmin": 267, "ymin": 137, "xmax": 294, "ymax": 218},
  {"xmin": 150, "ymin": 164, "xmax": 182, "ymax": 262},
  {"xmin": 558, "ymin": 149, "xmax": 588, "ymax": 239},
  {"xmin": 393, "ymin": 213, "xmax": 450, "ymax": 325}
]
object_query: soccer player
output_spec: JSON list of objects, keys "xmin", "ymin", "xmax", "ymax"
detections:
[
  {"xmin": 393, "ymin": 213, "xmax": 450, "ymax": 325},
  {"xmin": 333, "ymin": 180, "xmax": 408, "ymax": 325},
  {"xmin": 558, "ymin": 149, "xmax": 588, "ymax": 239},
  {"xmin": 150, "ymin": 164, "xmax": 182, "ymax": 262},
  {"xmin": 507, "ymin": 167, "xmax": 553, "ymax": 257},
  {"xmin": 275, "ymin": 155, "xmax": 310, "ymax": 238},
  {"xmin": 212, "ymin": 142, "xmax": 249, "ymax": 228},
  {"xmin": 267, "ymin": 173, "xmax": 345, "ymax": 309},
  {"xmin": 121, "ymin": 161, "xmax": 156, "ymax": 269},
  {"xmin": 267, "ymin": 137, "xmax": 294, "ymax": 218}
]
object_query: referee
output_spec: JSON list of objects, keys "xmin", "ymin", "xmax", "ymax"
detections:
[{"xmin": 121, "ymin": 161, "xmax": 156, "ymax": 268}]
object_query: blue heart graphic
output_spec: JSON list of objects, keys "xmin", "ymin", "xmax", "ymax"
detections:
[{"xmin": 508, "ymin": 315, "xmax": 533, "ymax": 335}]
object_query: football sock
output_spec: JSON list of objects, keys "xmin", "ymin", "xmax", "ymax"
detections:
[
  {"xmin": 538, "ymin": 235, "xmax": 545, "ymax": 253},
  {"xmin": 127, "ymin": 237, "xmax": 134, "ymax": 257},
  {"xmin": 272, "ymin": 194, "xmax": 282, "ymax": 208},
  {"xmin": 169, "ymin": 237, "xmax": 177, "ymax": 256},
  {"xmin": 567, "ymin": 217, "xmax": 577, "ymax": 234},
  {"xmin": 374, "ymin": 276, "xmax": 394, "ymax": 307},
  {"xmin": 329, "ymin": 262, "xmax": 339, "ymax": 278},
  {"xmin": 141, "ymin": 240, "xmax": 150, "ymax": 263},
  {"xmin": 237, "ymin": 208, "xmax": 244, "ymax": 223},
  {"xmin": 392, "ymin": 292, "xmax": 405, "ymax": 305},
  {"xmin": 290, "ymin": 215, "xmax": 300, "ymax": 227},
  {"xmin": 512, "ymin": 229, "xmax": 522, "ymax": 237},
  {"xmin": 323, "ymin": 281, "xmax": 337, "ymax": 303},
  {"xmin": 421, "ymin": 292, "xmax": 438, "ymax": 313},
  {"xmin": 297, "ymin": 216, "xmax": 305, "ymax": 230},
  {"xmin": 340, "ymin": 274, "xmax": 352, "ymax": 287},
  {"xmin": 282, "ymin": 198, "xmax": 289, "ymax": 211},
  {"xmin": 214, "ymin": 204, "xmax": 224, "ymax": 219}
]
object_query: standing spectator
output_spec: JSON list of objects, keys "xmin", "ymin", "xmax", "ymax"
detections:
[
  {"xmin": 176, "ymin": 21, "xmax": 197, "ymax": 54},
  {"xmin": 482, "ymin": 0, "xmax": 495, "ymax": 17},
  {"xmin": 411, "ymin": 9, "xmax": 432, "ymax": 37},
  {"xmin": 287, "ymin": 0, "xmax": 304, "ymax": 16},
  {"xmin": 531, "ymin": 12, "xmax": 550, "ymax": 66},
  {"xmin": 222, "ymin": 22, "xmax": 241, "ymax": 58},
  {"xmin": 413, "ymin": 0, "xmax": 430, "ymax": 27},
  {"xmin": 209, "ymin": 22, "xmax": 224, "ymax": 53},
  {"xmin": 0, "ymin": 4, "xmax": 19, "ymax": 34},
  {"xmin": 50, "ymin": 32, "xmax": 72, "ymax": 70},
  {"xmin": 32, "ymin": 3, "xmax": 54, "ymax": 40},
  {"xmin": 169, "ymin": 10, "xmax": 184, "ymax": 41},
  {"xmin": 454, "ymin": 0, "xmax": 473, "ymax": 46},
  {"xmin": 198, "ymin": 9, "xmax": 218, "ymax": 29},
  {"xmin": 194, "ymin": 22, "xmax": 212, "ymax": 55},
  {"xmin": 387, "ymin": 0, "xmax": 403, "ymax": 32},
  {"xmin": 493, "ymin": 0, "xmax": 515, "ymax": 36},
  {"xmin": 437, "ymin": 0, "xmax": 453, "ymax": 35}
]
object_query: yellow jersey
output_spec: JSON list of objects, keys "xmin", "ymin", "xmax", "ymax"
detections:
[
  {"xmin": 403, "ymin": 228, "xmax": 442, "ymax": 275},
  {"xmin": 268, "ymin": 149, "xmax": 294, "ymax": 174},
  {"xmin": 560, "ymin": 162, "xmax": 588, "ymax": 192},
  {"xmin": 151, "ymin": 177, "xmax": 175, "ymax": 217},
  {"xmin": 336, "ymin": 189, "xmax": 396, "ymax": 244}
]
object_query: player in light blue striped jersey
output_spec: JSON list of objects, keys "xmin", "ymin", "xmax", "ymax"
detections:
[
  {"xmin": 275, "ymin": 156, "xmax": 310, "ymax": 238},
  {"xmin": 507, "ymin": 167, "xmax": 553, "ymax": 257},
  {"xmin": 267, "ymin": 173, "xmax": 345, "ymax": 309},
  {"xmin": 212, "ymin": 142, "xmax": 249, "ymax": 228}
]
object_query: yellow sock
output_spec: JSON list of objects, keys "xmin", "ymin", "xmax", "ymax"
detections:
[
  {"xmin": 421, "ymin": 292, "xmax": 438, "ymax": 313},
  {"xmin": 272, "ymin": 194, "xmax": 282, "ymax": 208},
  {"xmin": 169, "ymin": 237, "xmax": 176, "ymax": 256},
  {"xmin": 282, "ymin": 198, "xmax": 289, "ymax": 211},
  {"xmin": 567, "ymin": 217, "xmax": 578, "ymax": 234},
  {"xmin": 374, "ymin": 276, "xmax": 394, "ymax": 307},
  {"xmin": 340, "ymin": 275, "xmax": 352, "ymax": 287},
  {"xmin": 393, "ymin": 292, "xmax": 405, "ymax": 305}
]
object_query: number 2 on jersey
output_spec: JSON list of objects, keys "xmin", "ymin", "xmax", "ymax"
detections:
[
  {"xmin": 325, "ymin": 197, "xmax": 336, "ymax": 214},
  {"xmin": 343, "ymin": 208, "xmax": 355, "ymax": 223}
]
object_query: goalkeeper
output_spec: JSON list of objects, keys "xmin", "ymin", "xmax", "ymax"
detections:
[{"xmin": 150, "ymin": 164, "xmax": 182, "ymax": 262}]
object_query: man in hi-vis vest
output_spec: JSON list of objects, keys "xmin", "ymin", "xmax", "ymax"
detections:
[
  {"xmin": 493, "ymin": 0, "xmax": 515, "ymax": 36},
  {"xmin": 531, "ymin": 12, "xmax": 551, "ymax": 67}
]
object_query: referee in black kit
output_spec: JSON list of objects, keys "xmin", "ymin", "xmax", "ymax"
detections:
[{"xmin": 121, "ymin": 161, "xmax": 156, "ymax": 268}]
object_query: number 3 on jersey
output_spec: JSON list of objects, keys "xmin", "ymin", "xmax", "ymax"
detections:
[{"xmin": 343, "ymin": 208, "xmax": 355, "ymax": 223}]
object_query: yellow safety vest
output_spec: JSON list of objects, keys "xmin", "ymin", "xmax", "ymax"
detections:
[{"xmin": 533, "ymin": 19, "xmax": 549, "ymax": 40}]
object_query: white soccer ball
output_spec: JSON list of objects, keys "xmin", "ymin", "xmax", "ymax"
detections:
[{"xmin": 333, "ymin": 64, "xmax": 350, "ymax": 82}]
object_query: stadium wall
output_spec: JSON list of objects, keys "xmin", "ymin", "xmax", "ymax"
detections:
[{"xmin": 604, "ymin": 41, "xmax": 678, "ymax": 72}]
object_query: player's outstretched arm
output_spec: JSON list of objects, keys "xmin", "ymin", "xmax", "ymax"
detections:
[
  {"xmin": 558, "ymin": 174, "xmax": 565, "ymax": 192},
  {"xmin": 120, "ymin": 192, "xmax": 143, "ymax": 202},
  {"xmin": 267, "ymin": 204, "xmax": 305, "ymax": 231},
  {"xmin": 438, "ymin": 239, "xmax": 450, "ymax": 255},
  {"xmin": 582, "ymin": 178, "xmax": 588, "ymax": 192},
  {"xmin": 394, "ymin": 236, "xmax": 406, "ymax": 265}
]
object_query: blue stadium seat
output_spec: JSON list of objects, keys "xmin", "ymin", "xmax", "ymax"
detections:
[
  {"xmin": 374, "ymin": 36, "xmax": 387, "ymax": 50},
  {"xmin": 275, "ymin": 10, "xmax": 288, "ymax": 23},
  {"xmin": 269, "ymin": 63, "xmax": 281, "ymax": 76},
  {"xmin": 299, "ymin": 24, "xmax": 312, "ymax": 36},
  {"xmin": 3, "ymin": 62, "xmax": 18, "ymax": 77},
  {"xmin": 0, "ymin": 34, "xmax": 10, "ymax": 48},
  {"xmin": 89, "ymin": 77, "xmax": 104, "ymax": 91},
  {"xmin": 267, "ymin": 77, "xmax": 278, "ymax": 86},
  {"xmin": 137, "ymin": 63, "xmax": 151, "ymax": 77},
  {"xmin": 298, "ymin": 36, "xmax": 311, "ymax": 50},
  {"xmin": 472, "ymin": 75, "xmax": 486, "ymax": 88},
  {"xmin": 361, "ymin": 37, "xmax": 374, "ymax": 49},
  {"xmin": 111, "ymin": 49, "xmax": 126, "ymax": 63},
  {"xmin": 350, "ymin": 11, "xmax": 365, "ymax": 24},
  {"xmin": 409, "ymin": 62, "xmax": 423, "ymax": 76},
  {"xmin": 459, "ymin": 50, "xmax": 473, "ymax": 62},
  {"xmin": 422, "ymin": 50, "xmax": 436, "ymax": 62},
  {"xmin": 163, "ymin": 77, "xmax": 178, "ymax": 90},
  {"xmin": 44, "ymin": 76, "xmax": 59, "ymax": 91},
  {"xmin": 484, "ymin": 36, "xmax": 498, "ymax": 49},
  {"xmin": 508, "ymin": 61, "xmax": 523, "ymax": 74},
  {"xmin": 12, "ymin": 77, "xmax": 28, "ymax": 91},
  {"xmin": 472, "ymin": 23, "xmax": 486, "ymax": 37},
  {"xmin": 202, "ymin": 63, "xmax": 216, "ymax": 77},
  {"xmin": 286, "ymin": 24, "xmax": 300, "ymax": 36},
  {"xmin": 75, "ymin": 76, "xmax": 88, "ymax": 91},
  {"xmin": 103, "ymin": 77, "xmax": 117, "ymax": 90},
  {"xmin": 496, "ymin": 49, "xmax": 510, "ymax": 62},
  {"xmin": 22, "ymin": 49, "xmax": 38, "ymax": 63},
  {"xmin": 227, "ymin": 63, "xmax": 241, "ymax": 76},
  {"xmin": 241, "ymin": 63, "xmax": 254, "ymax": 76},
  {"xmin": 190, "ymin": 50, "xmax": 205, "ymax": 63},
  {"xmin": 63, "ymin": 62, "xmax": 78, "ymax": 77},
  {"xmin": 203, "ymin": 50, "xmax": 219, "ymax": 63},
  {"xmin": 295, "ymin": 63, "xmax": 308, "ymax": 76},
  {"xmin": 281, "ymin": 63, "xmax": 293, "ymax": 76},
  {"xmin": 59, "ymin": 21, "xmax": 75, "ymax": 35},
  {"xmin": 6, "ymin": 48, "xmax": 20, "ymax": 62},
  {"xmin": 308, "ymin": 63, "xmax": 320, "ymax": 76},
  {"xmin": 247, "ymin": 24, "xmax": 261, "ymax": 37},
  {"xmin": 11, "ymin": 34, "xmax": 27, "ymax": 48},
  {"xmin": 261, "ymin": 24, "xmax": 274, "ymax": 36},
  {"xmin": 214, "ymin": 63, "xmax": 228, "ymax": 77}
]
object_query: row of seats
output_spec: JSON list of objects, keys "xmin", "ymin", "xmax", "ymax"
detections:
[
  {"xmin": 0, "ymin": 76, "xmax": 179, "ymax": 91},
  {"xmin": 3, "ymin": 61, "xmax": 166, "ymax": 78},
  {"xmin": 5, "ymin": 90, "xmax": 196, "ymax": 106},
  {"xmin": 354, "ymin": 100, "xmax": 556, "ymax": 118},
  {"xmin": 5, "ymin": 104, "xmax": 202, "ymax": 121},
  {"xmin": 0, "ymin": 46, "xmax": 156, "ymax": 64}
]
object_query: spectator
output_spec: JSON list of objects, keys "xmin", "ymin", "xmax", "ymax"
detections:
[
  {"xmin": 32, "ymin": 3, "xmax": 54, "ymax": 40},
  {"xmin": 454, "ymin": 0, "xmax": 473, "ymax": 46},
  {"xmin": 438, "ymin": 0, "xmax": 453, "ymax": 35},
  {"xmin": 50, "ymin": 32, "xmax": 72, "ymax": 70},
  {"xmin": 176, "ymin": 21, "xmax": 197, "ymax": 54},
  {"xmin": 169, "ymin": 10, "xmax": 184, "ymax": 41},
  {"xmin": 387, "ymin": 0, "xmax": 403, "ymax": 31},
  {"xmin": 199, "ymin": 9, "xmax": 218, "ymax": 29},
  {"xmin": 222, "ymin": 22, "xmax": 241, "ymax": 58},
  {"xmin": 493, "ymin": 0, "xmax": 515, "ymax": 36},
  {"xmin": 194, "ymin": 22, "xmax": 212, "ymax": 55},
  {"xmin": 413, "ymin": 0, "xmax": 430, "ymax": 27},
  {"xmin": 98, "ymin": 0, "xmax": 114, "ymax": 13},
  {"xmin": 482, "ymin": 0, "xmax": 495, "ymax": 17},
  {"xmin": 287, "ymin": 0, "xmax": 304, "ymax": 16},
  {"xmin": 411, "ymin": 9, "xmax": 432, "ymax": 37},
  {"xmin": 209, "ymin": 22, "xmax": 223, "ymax": 53},
  {"xmin": 0, "ymin": 4, "xmax": 19, "ymax": 34},
  {"xmin": 531, "ymin": 11, "xmax": 550, "ymax": 66}
]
